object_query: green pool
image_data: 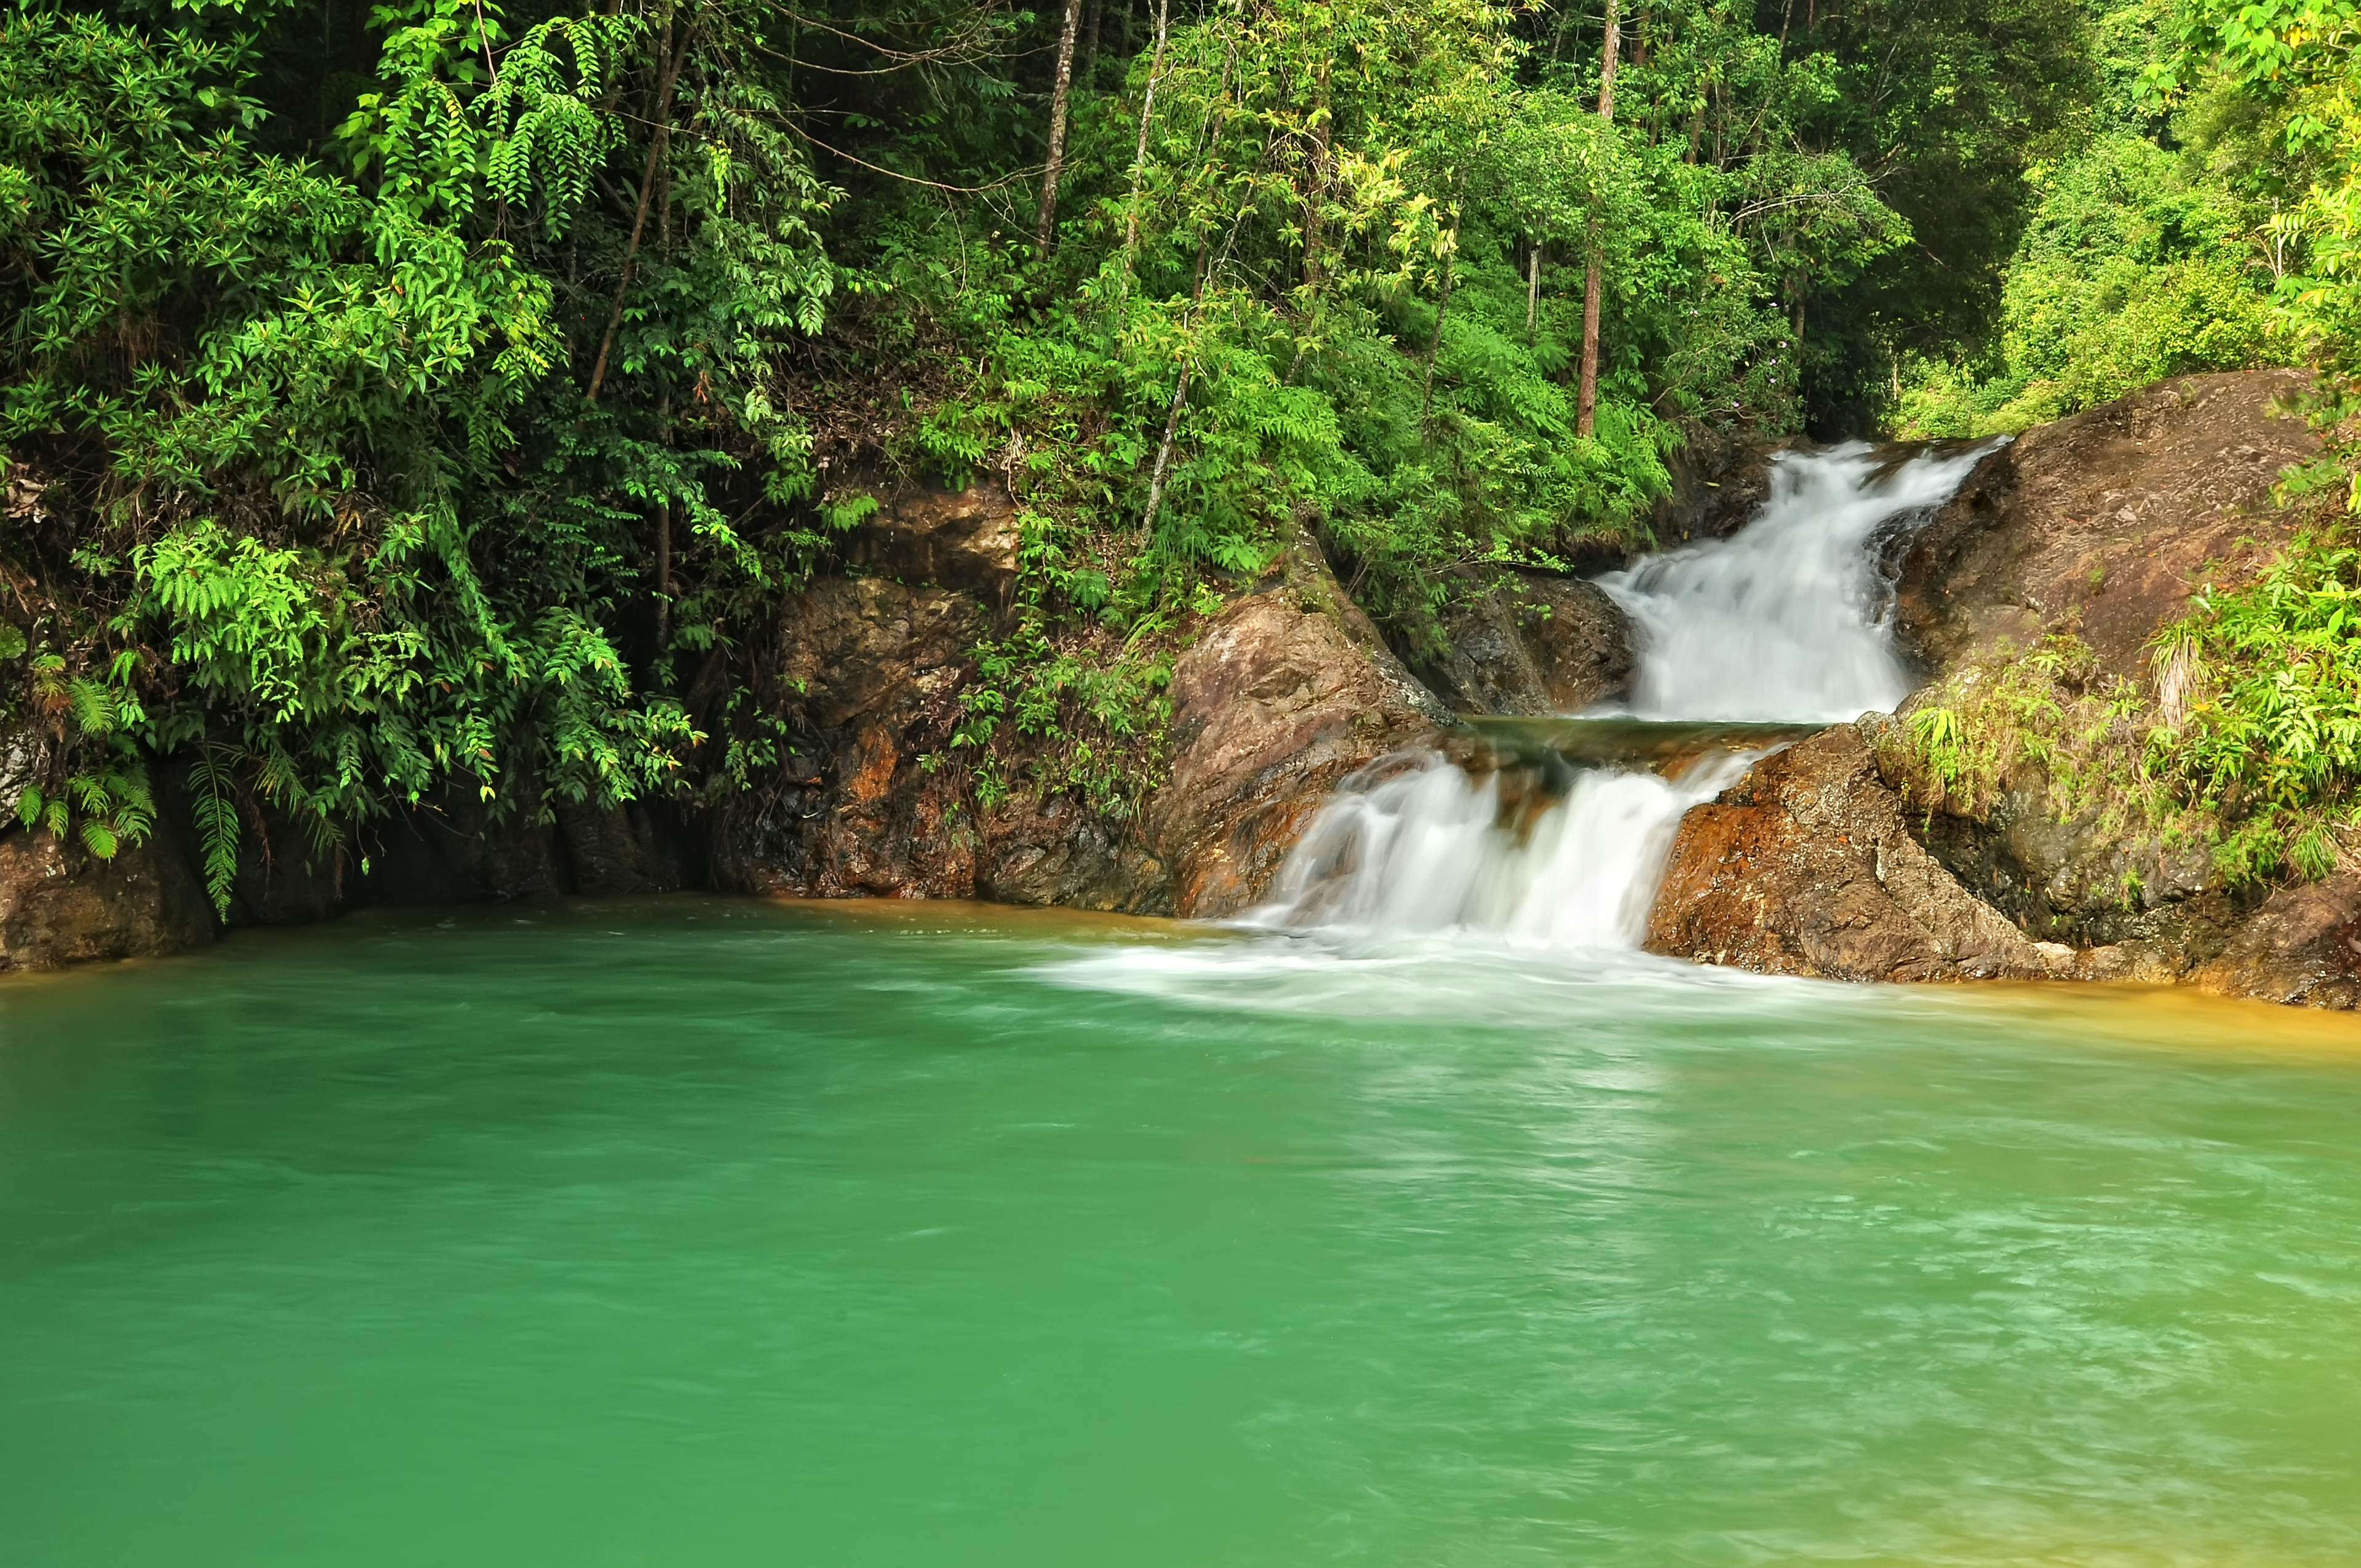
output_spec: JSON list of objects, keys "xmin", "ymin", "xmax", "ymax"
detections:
[{"xmin": 3, "ymin": 899, "xmax": 2357, "ymax": 1564}]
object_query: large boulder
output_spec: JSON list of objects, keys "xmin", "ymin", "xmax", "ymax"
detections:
[
  {"xmin": 1898, "ymin": 369, "xmax": 2315, "ymax": 682},
  {"xmin": 1148, "ymin": 528, "xmax": 1450, "ymax": 917},
  {"xmin": 717, "ymin": 522, "xmax": 1450, "ymax": 920},
  {"xmin": 714, "ymin": 574, "xmax": 989, "ymax": 900},
  {"xmin": 2191, "ymin": 869, "xmax": 2361, "ymax": 1009},
  {"xmin": 1645, "ymin": 724, "xmax": 2056, "ymax": 983},
  {"xmin": 1884, "ymin": 369, "xmax": 2344, "ymax": 987},
  {"xmin": 0, "ymin": 824, "xmax": 215, "ymax": 973}
]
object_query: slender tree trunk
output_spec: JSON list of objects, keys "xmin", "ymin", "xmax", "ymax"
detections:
[
  {"xmin": 589, "ymin": 23, "xmax": 689, "ymax": 404},
  {"xmin": 1036, "ymin": 0, "xmax": 1086, "ymax": 253},
  {"xmin": 1576, "ymin": 0, "xmax": 1622, "ymax": 439},
  {"xmin": 656, "ymin": 502, "xmax": 672, "ymax": 652},
  {"xmin": 1142, "ymin": 245, "xmax": 1208, "ymax": 537},
  {"xmin": 1302, "ymin": 59, "xmax": 1332, "ymax": 289},
  {"xmin": 1117, "ymin": 0, "xmax": 1174, "ymax": 289},
  {"xmin": 1083, "ymin": 0, "xmax": 1102, "ymax": 84},
  {"xmin": 1527, "ymin": 239, "xmax": 1541, "ymax": 343}
]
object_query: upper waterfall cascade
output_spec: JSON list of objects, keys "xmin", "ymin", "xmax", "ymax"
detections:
[
  {"xmin": 1599, "ymin": 441, "xmax": 2000, "ymax": 723},
  {"xmin": 1250, "ymin": 442, "xmax": 2000, "ymax": 950}
]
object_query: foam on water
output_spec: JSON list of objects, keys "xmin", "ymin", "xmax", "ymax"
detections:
[{"xmin": 1244, "ymin": 749, "xmax": 1753, "ymax": 950}]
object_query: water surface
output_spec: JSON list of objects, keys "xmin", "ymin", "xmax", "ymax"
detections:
[{"xmin": 4, "ymin": 899, "xmax": 2359, "ymax": 1565}]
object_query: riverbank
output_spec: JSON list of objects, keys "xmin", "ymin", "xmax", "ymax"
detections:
[{"xmin": 6, "ymin": 368, "xmax": 2353, "ymax": 1010}]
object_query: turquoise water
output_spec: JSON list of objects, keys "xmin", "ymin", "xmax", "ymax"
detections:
[{"xmin": 3, "ymin": 898, "xmax": 2359, "ymax": 1565}]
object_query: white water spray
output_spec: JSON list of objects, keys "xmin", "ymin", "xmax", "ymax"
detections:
[
  {"xmin": 1599, "ymin": 442, "xmax": 1997, "ymax": 723},
  {"xmin": 1251, "ymin": 750, "xmax": 1754, "ymax": 949},
  {"xmin": 1252, "ymin": 441, "xmax": 1997, "ymax": 952}
]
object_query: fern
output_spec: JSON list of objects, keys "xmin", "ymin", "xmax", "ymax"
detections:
[{"xmin": 189, "ymin": 744, "xmax": 245, "ymax": 919}]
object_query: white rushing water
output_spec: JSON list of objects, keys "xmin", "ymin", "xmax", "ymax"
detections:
[
  {"xmin": 1598, "ymin": 441, "xmax": 1999, "ymax": 723},
  {"xmin": 1248, "ymin": 441, "xmax": 1998, "ymax": 952},
  {"xmin": 1251, "ymin": 750, "xmax": 1755, "ymax": 950}
]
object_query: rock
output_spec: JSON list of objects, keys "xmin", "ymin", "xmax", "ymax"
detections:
[
  {"xmin": 2189, "ymin": 869, "xmax": 2361, "ymax": 1009},
  {"xmin": 979, "ymin": 791, "xmax": 1168, "ymax": 913},
  {"xmin": 0, "ymin": 824, "xmax": 215, "ymax": 973},
  {"xmin": 1898, "ymin": 369, "xmax": 2316, "ymax": 683},
  {"xmin": 1877, "ymin": 369, "xmax": 2344, "ymax": 989},
  {"xmin": 1652, "ymin": 428, "xmax": 1787, "ymax": 548},
  {"xmin": 714, "ymin": 575, "xmax": 987, "ymax": 899},
  {"xmin": 1422, "ymin": 575, "xmax": 1634, "ymax": 715},
  {"xmin": 1899, "ymin": 779, "xmax": 2247, "ymax": 952},
  {"xmin": 349, "ymin": 782, "xmax": 570, "ymax": 907},
  {"xmin": 557, "ymin": 803, "xmax": 701, "ymax": 896},
  {"xmin": 1645, "ymin": 724, "xmax": 2056, "ymax": 983},
  {"xmin": 1148, "ymin": 527, "xmax": 1450, "ymax": 917},
  {"xmin": 845, "ymin": 479, "xmax": 1019, "ymax": 608}
]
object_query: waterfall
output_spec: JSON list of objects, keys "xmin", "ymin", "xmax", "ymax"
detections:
[
  {"xmin": 1250, "ymin": 442, "xmax": 1999, "ymax": 951},
  {"xmin": 1598, "ymin": 441, "xmax": 1999, "ymax": 723},
  {"xmin": 1252, "ymin": 749, "xmax": 1755, "ymax": 949}
]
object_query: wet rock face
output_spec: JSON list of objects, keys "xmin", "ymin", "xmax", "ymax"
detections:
[
  {"xmin": 1149, "ymin": 531, "xmax": 1450, "ymax": 918},
  {"xmin": 1897, "ymin": 369, "xmax": 2316, "ymax": 683},
  {"xmin": 713, "ymin": 572, "xmax": 1173, "ymax": 912},
  {"xmin": 0, "ymin": 827, "xmax": 215, "ymax": 973},
  {"xmin": 1901, "ymin": 785, "xmax": 2247, "ymax": 952},
  {"xmin": 845, "ymin": 479, "xmax": 1020, "ymax": 609},
  {"xmin": 1645, "ymin": 725, "xmax": 2055, "ymax": 984},
  {"xmin": 1875, "ymin": 368, "xmax": 2359, "ymax": 1000},
  {"xmin": 1421, "ymin": 576, "xmax": 1634, "ymax": 717},
  {"xmin": 715, "ymin": 575, "xmax": 990, "ymax": 901},
  {"xmin": 721, "ymin": 525, "xmax": 1448, "ymax": 919},
  {"xmin": 2192, "ymin": 870, "xmax": 2361, "ymax": 1009}
]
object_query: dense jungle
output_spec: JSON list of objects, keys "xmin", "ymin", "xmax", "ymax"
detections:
[{"xmin": 4, "ymin": 0, "xmax": 2360, "ymax": 909}]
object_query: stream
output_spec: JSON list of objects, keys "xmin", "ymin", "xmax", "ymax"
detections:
[
  {"xmin": 4, "ymin": 904, "xmax": 2360, "ymax": 1564},
  {"xmin": 6, "ymin": 442, "xmax": 2360, "ymax": 1564}
]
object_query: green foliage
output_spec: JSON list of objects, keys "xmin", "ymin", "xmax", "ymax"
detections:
[
  {"xmin": 0, "ymin": 0, "xmax": 2277, "ymax": 876},
  {"xmin": 1882, "ymin": 632, "xmax": 2173, "ymax": 842},
  {"xmin": 2153, "ymin": 522, "xmax": 2361, "ymax": 879},
  {"xmin": 1898, "ymin": 129, "xmax": 2291, "ymax": 436}
]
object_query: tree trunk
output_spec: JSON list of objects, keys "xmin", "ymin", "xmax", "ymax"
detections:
[
  {"xmin": 1117, "ymin": 0, "xmax": 1174, "ymax": 289},
  {"xmin": 589, "ymin": 23, "xmax": 690, "ymax": 404},
  {"xmin": 1423, "ymin": 223, "xmax": 1458, "ymax": 421},
  {"xmin": 1142, "ymin": 244, "xmax": 1209, "ymax": 537},
  {"xmin": 1035, "ymin": 0, "xmax": 1086, "ymax": 253},
  {"xmin": 1575, "ymin": 0, "xmax": 1622, "ymax": 439},
  {"xmin": 1527, "ymin": 239, "xmax": 1541, "ymax": 343},
  {"xmin": 1302, "ymin": 63, "xmax": 1332, "ymax": 289}
]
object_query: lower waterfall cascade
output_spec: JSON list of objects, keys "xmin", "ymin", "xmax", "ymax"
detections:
[{"xmin": 1253, "ymin": 442, "xmax": 2002, "ymax": 949}]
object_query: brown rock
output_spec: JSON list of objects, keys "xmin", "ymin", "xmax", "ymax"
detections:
[
  {"xmin": 0, "ymin": 827, "xmax": 215, "ymax": 973},
  {"xmin": 1652, "ymin": 429, "xmax": 1788, "ymax": 548},
  {"xmin": 1645, "ymin": 725, "xmax": 2053, "ymax": 983},
  {"xmin": 1149, "ymin": 528, "xmax": 1449, "ymax": 917},
  {"xmin": 845, "ymin": 480, "xmax": 1019, "ymax": 608},
  {"xmin": 2189, "ymin": 869, "xmax": 2361, "ymax": 1010},
  {"xmin": 1424, "ymin": 575, "xmax": 1634, "ymax": 715},
  {"xmin": 978, "ymin": 790, "xmax": 1169, "ymax": 913},
  {"xmin": 716, "ymin": 575, "xmax": 987, "ymax": 899},
  {"xmin": 1898, "ymin": 369, "xmax": 2316, "ymax": 682}
]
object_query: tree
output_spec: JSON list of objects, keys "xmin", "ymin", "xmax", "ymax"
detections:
[
  {"xmin": 1037, "ymin": 0, "xmax": 1086, "ymax": 252},
  {"xmin": 1577, "ymin": 0, "xmax": 1620, "ymax": 439}
]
